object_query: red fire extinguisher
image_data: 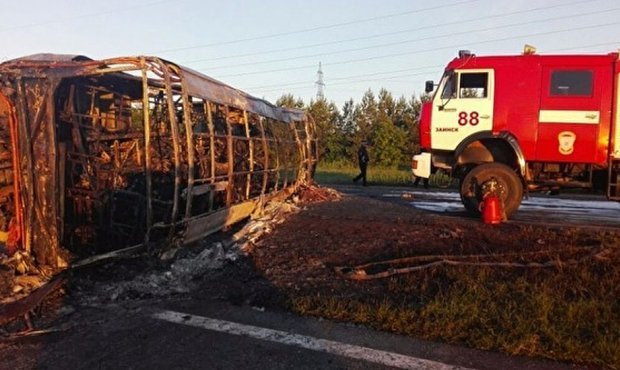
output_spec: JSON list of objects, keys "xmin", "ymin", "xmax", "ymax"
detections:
[{"xmin": 479, "ymin": 178, "xmax": 504, "ymax": 225}]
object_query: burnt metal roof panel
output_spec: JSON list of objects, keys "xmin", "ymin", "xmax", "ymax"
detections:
[{"xmin": 0, "ymin": 54, "xmax": 307, "ymax": 123}]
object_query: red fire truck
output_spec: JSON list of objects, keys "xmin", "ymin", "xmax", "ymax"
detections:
[{"xmin": 412, "ymin": 48, "xmax": 620, "ymax": 217}]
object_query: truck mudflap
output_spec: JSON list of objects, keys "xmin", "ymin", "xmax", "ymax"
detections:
[{"xmin": 412, "ymin": 152, "xmax": 432, "ymax": 178}]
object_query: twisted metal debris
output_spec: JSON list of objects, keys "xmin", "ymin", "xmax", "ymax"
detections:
[{"xmin": 0, "ymin": 54, "xmax": 317, "ymax": 271}]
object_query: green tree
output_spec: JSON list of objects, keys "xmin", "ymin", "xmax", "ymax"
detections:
[
  {"xmin": 306, "ymin": 98, "xmax": 343, "ymax": 163},
  {"xmin": 352, "ymin": 89, "xmax": 377, "ymax": 154},
  {"xmin": 338, "ymin": 99, "xmax": 357, "ymax": 164},
  {"xmin": 338, "ymin": 98, "xmax": 356, "ymax": 137},
  {"xmin": 377, "ymin": 88, "xmax": 395, "ymax": 122},
  {"xmin": 275, "ymin": 94, "xmax": 305, "ymax": 109},
  {"xmin": 371, "ymin": 118, "xmax": 408, "ymax": 167},
  {"xmin": 387, "ymin": 95, "xmax": 415, "ymax": 160},
  {"xmin": 272, "ymin": 89, "xmax": 431, "ymax": 168},
  {"xmin": 369, "ymin": 89, "xmax": 407, "ymax": 167}
]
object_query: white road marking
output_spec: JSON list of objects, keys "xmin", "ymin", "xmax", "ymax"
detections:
[{"xmin": 152, "ymin": 309, "xmax": 474, "ymax": 370}]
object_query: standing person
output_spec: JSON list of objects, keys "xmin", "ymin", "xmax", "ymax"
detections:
[
  {"xmin": 413, "ymin": 175, "xmax": 429, "ymax": 189},
  {"xmin": 353, "ymin": 141, "xmax": 369, "ymax": 186}
]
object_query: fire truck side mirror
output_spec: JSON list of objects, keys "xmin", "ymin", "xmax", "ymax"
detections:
[{"xmin": 425, "ymin": 80, "xmax": 434, "ymax": 93}]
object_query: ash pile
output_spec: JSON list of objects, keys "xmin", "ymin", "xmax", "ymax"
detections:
[{"xmin": 0, "ymin": 185, "xmax": 340, "ymax": 334}]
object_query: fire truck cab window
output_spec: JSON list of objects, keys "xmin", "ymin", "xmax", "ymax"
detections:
[
  {"xmin": 550, "ymin": 70, "xmax": 593, "ymax": 96},
  {"xmin": 459, "ymin": 73, "xmax": 488, "ymax": 98},
  {"xmin": 440, "ymin": 72, "xmax": 457, "ymax": 99}
]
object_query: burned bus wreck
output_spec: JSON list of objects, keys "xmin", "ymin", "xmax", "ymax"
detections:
[{"xmin": 0, "ymin": 54, "xmax": 317, "ymax": 271}]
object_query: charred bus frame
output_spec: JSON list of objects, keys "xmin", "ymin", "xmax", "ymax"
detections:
[{"xmin": 0, "ymin": 54, "xmax": 317, "ymax": 269}]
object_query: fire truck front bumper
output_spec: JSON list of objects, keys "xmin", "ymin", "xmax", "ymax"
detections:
[{"xmin": 412, "ymin": 152, "xmax": 432, "ymax": 178}]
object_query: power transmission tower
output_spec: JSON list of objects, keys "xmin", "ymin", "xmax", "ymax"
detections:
[{"xmin": 315, "ymin": 62, "xmax": 325, "ymax": 100}]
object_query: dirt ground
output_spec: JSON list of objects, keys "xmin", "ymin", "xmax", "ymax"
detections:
[{"xmin": 250, "ymin": 187, "xmax": 608, "ymax": 298}]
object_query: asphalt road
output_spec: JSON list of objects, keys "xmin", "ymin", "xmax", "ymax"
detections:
[
  {"xmin": 331, "ymin": 184, "xmax": 620, "ymax": 230},
  {"xmin": 0, "ymin": 299, "xmax": 581, "ymax": 370}
]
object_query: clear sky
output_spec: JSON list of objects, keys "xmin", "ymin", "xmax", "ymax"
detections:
[{"xmin": 2, "ymin": 0, "xmax": 619, "ymax": 107}]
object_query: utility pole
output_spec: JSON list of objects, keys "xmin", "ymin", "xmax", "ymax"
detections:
[{"xmin": 315, "ymin": 62, "xmax": 325, "ymax": 100}]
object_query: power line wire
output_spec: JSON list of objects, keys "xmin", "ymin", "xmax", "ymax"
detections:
[
  {"xmin": 547, "ymin": 41, "xmax": 620, "ymax": 52},
  {"xmin": 246, "ymin": 65, "xmax": 443, "ymax": 90},
  {"xmin": 215, "ymin": 20, "xmax": 620, "ymax": 78},
  {"xmin": 202, "ymin": 7, "xmax": 620, "ymax": 71},
  {"xmin": 0, "ymin": 0, "xmax": 180, "ymax": 33},
  {"xmin": 251, "ymin": 70, "xmax": 442, "ymax": 94},
  {"xmin": 181, "ymin": 0, "xmax": 593, "ymax": 64},
  {"xmin": 250, "ymin": 40, "xmax": 620, "ymax": 96},
  {"xmin": 152, "ymin": 0, "xmax": 480, "ymax": 53}
]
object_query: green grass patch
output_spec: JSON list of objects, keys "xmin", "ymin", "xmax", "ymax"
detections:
[
  {"xmin": 314, "ymin": 161, "xmax": 413, "ymax": 186},
  {"xmin": 290, "ymin": 247, "xmax": 620, "ymax": 369},
  {"xmin": 314, "ymin": 161, "xmax": 456, "ymax": 188}
]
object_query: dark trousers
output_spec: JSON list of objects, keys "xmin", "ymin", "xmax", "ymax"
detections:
[
  {"xmin": 413, "ymin": 176, "xmax": 429, "ymax": 189},
  {"xmin": 353, "ymin": 163, "xmax": 367, "ymax": 186}
]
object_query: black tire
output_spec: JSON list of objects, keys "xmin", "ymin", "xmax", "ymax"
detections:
[{"xmin": 459, "ymin": 163, "xmax": 523, "ymax": 218}]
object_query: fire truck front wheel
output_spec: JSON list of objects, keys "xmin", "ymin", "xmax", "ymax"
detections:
[{"xmin": 459, "ymin": 163, "xmax": 523, "ymax": 217}]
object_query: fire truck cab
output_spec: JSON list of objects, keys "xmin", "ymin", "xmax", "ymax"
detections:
[{"xmin": 413, "ymin": 48, "xmax": 620, "ymax": 217}]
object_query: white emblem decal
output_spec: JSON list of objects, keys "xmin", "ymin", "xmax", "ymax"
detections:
[{"xmin": 558, "ymin": 131, "xmax": 576, "ymax": 155}]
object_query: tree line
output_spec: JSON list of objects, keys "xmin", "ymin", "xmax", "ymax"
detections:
[{"xmin": 276, "ymin": 89, "xmax": 430, "ymax": 168}]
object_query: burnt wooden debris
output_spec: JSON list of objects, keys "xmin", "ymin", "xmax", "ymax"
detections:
[{"xmin": 0, "ymin": 54, "xmax": 318, "ymax": 272}]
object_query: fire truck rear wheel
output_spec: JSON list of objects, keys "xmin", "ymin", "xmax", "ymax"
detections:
[{"xmin": 459, "ymin": 163, "xmax": 523, "ymax": 217}]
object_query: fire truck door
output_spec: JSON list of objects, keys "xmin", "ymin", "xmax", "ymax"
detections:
[
  {"xmin": 431, "ymin": 69, "xmax": 494, "ymax": 151},
  {"xmin": 536, "ymin": 66, "xmax": 605, "ymax": 162}
]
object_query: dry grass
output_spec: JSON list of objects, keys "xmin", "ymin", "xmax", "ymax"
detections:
[{"xmin": 291, "ymin": 244, "xmax": 620, "ymax": 369}]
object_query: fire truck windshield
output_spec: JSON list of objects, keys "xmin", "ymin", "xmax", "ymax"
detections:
[{"xmin": 440, "ymin": 70, "xmax": 457, "ymax": 100}]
